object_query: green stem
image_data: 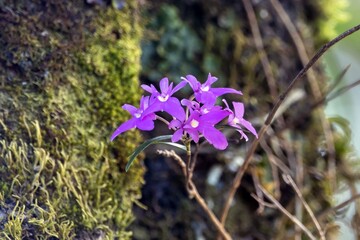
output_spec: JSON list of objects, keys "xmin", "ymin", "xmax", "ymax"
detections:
[{"xmin": 185, "ymin": 141, "xmax": 192, "ymax": 194}]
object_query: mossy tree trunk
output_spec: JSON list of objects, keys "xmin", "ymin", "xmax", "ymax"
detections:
[{"xmin": 0, "ymin": 1, "xmax": 144, "ymax": 239}]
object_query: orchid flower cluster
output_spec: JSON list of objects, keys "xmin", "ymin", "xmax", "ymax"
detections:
[{"xmin": 111, "ymin": 74, "xmax": 258, "ymax": 150}]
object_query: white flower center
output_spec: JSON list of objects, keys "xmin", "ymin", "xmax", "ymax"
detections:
[
  {"xmin": 190, "ymin": 119, "xmax": 199, "ymax": 128},
  {"xmin": 201, "ymin": 85, "xmax": 210, "ymax": 92},
  {"xmin": 157, "ymin": 94, "xmax": 169, "ymax": 102},
  {"xmin": 202, "ymin": 108, "xmax": 209, "ymax": 114},
  {"xmin": 231, "ymin": 117, "xmax": 240, "ymax": 125},
  {"xmin": 134, "ymin": 112, "xmax": 142, "ymax": 118}
]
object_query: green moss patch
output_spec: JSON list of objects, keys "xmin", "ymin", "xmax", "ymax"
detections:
[{"xmin": 0, "ymin": 1, "xmax": 144, "ymax": 239}]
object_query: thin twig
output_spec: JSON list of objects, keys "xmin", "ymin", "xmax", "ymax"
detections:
[
  {"xmin": 325, "ymin": 65, "xmax": 351, "ymax": 98},
  {"xmin": 242, "ymin": 0, "xmax": 278, "ymax": 100},
  {"xmin": 251, "ymin": 193, "xmax": 276, "ymax": 208},
  {"xmin": 156, "ymin": 115, "xmax": 170, "ymax": 126},
  {"xmin": 250, "ymin": 167, "xmax": 265, "ymax": 214},
  {"xmin": 190, "ymin": 142, "xmax": 200, "ymax": 176},
  {"xmin": 310, "ymin": 65, "xmax": 351, "ymax": 109},
  {"xmin": 258, "ymin": 184, "xmax": 317, "ymax": 240},
  {"xmin": 317, "ymin": 193, "xmax": 360, "ymax": 221},
  {"xmin": 283, "ymin": 174, "xmax": 326, "ymax": 240},
  {"xmin": 185, "ymin": 142, "xmax": 192, "ymax": 194},
  {"xmin": 157, "ymin": 150, "xmax": 232, "ymax": 240},
  {"xmin": 219, "ymin": 23, "xmax": 360, "ymax": 227},
  {"xmin": 270, "ymin": 0, "xmax": 337, "ymax": 188},
  {"xmin": 290, "ymin": 141, "xmax": 303, "ymax": 240},
  {"xmin": 260, "ymin": 138, "xmax": 290, "ymax": 198},
  {"xmin": 325, "ymin": 79, "xmax": 360, "ymax": 103}
]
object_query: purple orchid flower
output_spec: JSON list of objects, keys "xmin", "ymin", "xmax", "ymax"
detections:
[
  {"xmin": 110, "ymin": 96, "xmax": 156, "ymax": 141},
  {"xmin": 223, "ymin": 100, "xmax": 258, "ymax": 141},
  {"xmin": 182, "ymin": 73, "xmax": 242, "ymax": 106},
  {"xmin": 141, "ymin": 77, "xmax": 186, "ymax": 121},
  {"xmin": 181, "ymin": 99, "xmax": 222, "ymax": 115},
  {"xmin": 171, "ymin": 108, "xmax": 230, "ymax": 150}
]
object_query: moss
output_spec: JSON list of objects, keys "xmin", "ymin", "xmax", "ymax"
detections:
[
  {"xmin": 0, "ymin": 0, "xmax": 144, "ymax": 239},
  {"xmin": 304, "ymin": 0, "xmax": 349, "ymax": 46}
]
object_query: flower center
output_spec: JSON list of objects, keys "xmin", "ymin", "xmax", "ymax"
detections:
[
  {"xmin": 202, "ymin": 108, "xmax": 209, "ymax": 114},
  {"xmin": 190, "ymin": 119, "xmax": 199, "ymax": 128},
  {"xmin": 134, "ymin": 111, "xmax": 142, "ymax": 118},
  {"xmin": 201, "ymin": 85, "xmax": 210, "ymax": 92},
  {"xmin": 157, "ymin": 94, "xmax": 169, "ymax": 102},
  {"xmin": 231, "ymin": 117, "xmax": 240, "ymax": 125}
]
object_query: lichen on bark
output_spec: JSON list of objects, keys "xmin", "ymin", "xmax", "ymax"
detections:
[{"xmin": 0, "ymin": 1, "xmax": 144, "ymax": 239}]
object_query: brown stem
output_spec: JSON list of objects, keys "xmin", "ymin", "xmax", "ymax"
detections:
[
  {"xmin": 270, "ymin": 0, "xmax": 337, "ymax": 190},
  {"xmin": 258, "ymin": 185, "xmax": 317, "ymax": 240},
  {"xmin": 317, "ymin": 193, "xmax": 360, "ymax": 221},
  {"xmin": 190, "ymin": 142, "xmax": 200, "ymax": 173},
  {"xmin": 283, "ymin": 174, "xmax": 326, "ymax": 240},
  {"xmin": 219, "ymin": 23, "xmax": 360, "ymax": 227},
  {"xmin": 156, "ymin": 115, "xmax": 170, "ymax": 126},
  {"xmin": 157, "ymin": 150, "xmax": 232, "ymax": 240},
  {"xmin": 242, "ymin": 0, "xmax": 278, "ymax": 100},
  {"xmin": 185, "ymin": 141, "xmax": 192, "ymax": 194}
]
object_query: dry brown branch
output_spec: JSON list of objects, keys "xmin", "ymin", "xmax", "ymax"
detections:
[
  {"xmin": 270, "ymin": 0, "xmax": 336, "ymax": 188},
  {"xmin": 219, "ymin": 23, "xmax": 360, "ymax": 229},
  {"xmin": 185, "ymin": 142, "xmax": 192, "ymax": 193},
  {"xmin": 318, "ymin": 193, "xmax": 360, "ymax": 221},
  {"xmin": 250, "ymin": 167, "xmax": 265, "ymax": 214},
  {"xmin": 326, "ymin": 79, "xmax": 360, "ymax": 103},
  {"xmin": 190, "ymin": 142, "xmax": 200, "ymax": 176},
  {"xmin": 292, "ymin": 141, "xmax": 304, "ymax": 240},
  {"xmin": 241, "ymin": 0, "xmax": 278, "ymax": 100},
  {"xmin": 259, "ymin": 139, "xmax": 284, "ymax": 198},
  {"xmin": 157, "ymin": 149, "xmax": 232, "ymax": 240},
  {"xmin": 251, "ymin": 193, "xmax": 276, "ymax": 209},
  {"xmin": 258, "ymin": 184, "xmax": 317, "ymax": 240},
  {"xmin": 260, "ymin": 135, "xmax": 291, "ymax": 175},
  {"xmin": 283, "ymin": 174, "xmax": 326, "ymax": 240}
]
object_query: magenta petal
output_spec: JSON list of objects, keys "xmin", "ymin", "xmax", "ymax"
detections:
[
  {"xmin": 122, "ymin": 104, "xmax": 137, "ymax": 115},
  {"xmin": 185, "ymin": 75, "xmax": 200, "ymax": 91},
  {"xmin": 163, "ymin": 97, "xmax": 185, "ymax": 121},
  {"xmin": 137, "ymin": 117, "xmax": 155, "ymax": 131},
  {"xmin": 151, "ymin": 85, "xmax": 158, "ymax": 94},
  {"xmin": 110, "ymin": 118, "xmax": 137, "ymax": 141},
  {"xmin": 171, "ymin": 80, "xmax": 187, "ymax": 94},
  {"xmin": 201, "ymin": 110, "xmax": 229, "ymax": 125},
  {"xmin": 186, "ymin": 128, "xmax": 200, "ymax": 143},
  {"xmin": 211, "ymin": 87, "xmax": 242, "ymax": 97},
  {"xmin": 181, "ymin": 99, "xmax": 200, "ymax": 111},
  {"xmin": 169, "ymin": 119, "xmax": 182, "ymax": 129},
  {"xmin": 172, "ymin": 129, "xmax": 183, "ymax": 142},
  {"xmin": 227, "ymin": 113, "xmax": 235, "ymax": 125},
  {"xmin": 202, "ymin": 126, "xmax": 228, "ymax": 150},
  {"xmin": 140, "ymin": 96, "xmax": 151, "ymax": 110},
  {"xmin": 233, "ymin": 102, "xmax": 245, "ymax": 118},
  {"xmin": 222, "ymin": 99, "xmax": 231, "ymax": 109},
  {"xmin": 143, "ymin": 102, "xmax": 161, "ymax": 115},
  {"xmin": 181, "ymin": 99, "xmax": 193, "ymax": 108},
  {"xmin": 199, "ymin": 91, "xmax": 216, "ymax": 106},
  {"xmin": 240, "ymin": 119, "xmax": 258, "ymax": 138},
  {"xmin": 159, "ymin": 77, "xmax": 169, "ymax": 93},
  {"xmin": 237, "ymin": 129, "xmax": 249, "ymax": 141},
  {"xmin": 141, "ymin": 84, "xmax": 153, "ymax": 93},
  {"xmin": 204, "ymin": 73, "xmax": 218, "ymax": 86}
]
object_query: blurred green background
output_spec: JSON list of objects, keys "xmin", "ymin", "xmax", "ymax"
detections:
[
  {"xmin": 325, "ymin": 0, "xmax": 360, "ymax": 239},
  {"xmin": 325, "ymin": 0, "xmax": 360, "ymax": 155}
]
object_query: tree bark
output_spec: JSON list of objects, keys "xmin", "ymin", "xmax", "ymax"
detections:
[{"xmin": 0, "ymin": 1, "xmax": 144, "ymax": 239}]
